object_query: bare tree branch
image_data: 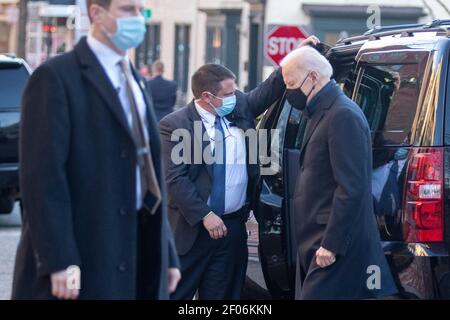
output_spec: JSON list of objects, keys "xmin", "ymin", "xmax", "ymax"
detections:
[
  {"xmin": 422, "ymin": 0, "xmax": 436, "ymax": 20},
  {"xmin": 436, "ymin": 0, "xmax": 450, "ymax": 16}
]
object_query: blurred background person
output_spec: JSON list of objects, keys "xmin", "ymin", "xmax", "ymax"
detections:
[
  {"xmin": 148, "ymin": 60, "xmax": 177, "ymax": 121},
  {"xmin": 139, "ymin": 64, "xmax": 151, "ymax": 81}
]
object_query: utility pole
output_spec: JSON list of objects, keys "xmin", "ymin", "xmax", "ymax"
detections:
[{"xmin": 17, "ymin": 0, "xmax": 29, "ymax": 59}]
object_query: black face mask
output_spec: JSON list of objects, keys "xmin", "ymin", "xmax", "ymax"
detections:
[{"xmin": 285, "ymin": 74, "xmax": 314, "ymax": 111}]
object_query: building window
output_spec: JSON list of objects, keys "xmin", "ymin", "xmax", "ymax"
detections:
[
  {"xmin": 135, "ymin": 23, "xmax": 161, "ymax": 68},
  {"xmin": 303, "ymin": 5, "xmax": 425, "ymax": 45},
  {"xmin": 206, "ymin": 26, "xmax": 225, "ymax": 65},
  {"xmin": 204, "ymin": 10, "xmax": 241, "ymax": 81},
  {"xmin": 174, "ymin": 24, "xmax": 190, "ymax": 95},
  {"xmin": 0, "ymin": 22, "xmax": 10, "ymax": 53}
]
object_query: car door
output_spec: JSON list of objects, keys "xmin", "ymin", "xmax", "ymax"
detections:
[
  {"xmin": 0, "ymin": 62, "xmax": 29, "ymax": 165},
  {"xmin": 254, "ymin": 96, "xmax": 297, "ymax": 299}
]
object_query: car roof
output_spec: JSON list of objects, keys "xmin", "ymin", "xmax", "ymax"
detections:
[
  {"xmin": 327, "ymin": 20, "xmax": 450, "ymax": 64},
  {"xmin": 334, "ymin": 19, "xmax": 450, "ymax": 49},
  {"xmin": 0, "ymin": 54, "xmax": 26, "ymax": 67}
]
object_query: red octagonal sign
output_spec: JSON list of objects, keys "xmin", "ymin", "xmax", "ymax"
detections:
[{"xmin": 265, "ymin": 25, "xmax": 309, "ymax": 66}]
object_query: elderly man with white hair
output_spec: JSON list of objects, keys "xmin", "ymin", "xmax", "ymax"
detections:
[{"xmin": 281, "ymin": 46, "xmax": 398, "ymax": 299}]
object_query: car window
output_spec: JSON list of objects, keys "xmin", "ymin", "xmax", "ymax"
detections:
[
  {"xmin": 272, "ymin": 100, "xmax": 291, "ymax": 159},
  {"xmin": 287, "ymin": 106, "xmax": 304, "ymax": 150},
  {"xmin": 0, "ymin": 65, "xmax": 29, "ymax": 109},
  {"xmin": 355, "ymin": 63, "xmax": 422, "ymax": 146},
  {"xmin": 339, "ymin": 70, "xmax": 358, "ymax": 98}
]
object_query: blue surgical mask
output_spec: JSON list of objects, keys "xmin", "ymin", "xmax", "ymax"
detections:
[
  {"xmin": 209, "ymin": 93, "xmax": 237, "ymax": 117},
  {"xmin": 105, "ymin": 14, "xmax": 146, "ymax": 51}
]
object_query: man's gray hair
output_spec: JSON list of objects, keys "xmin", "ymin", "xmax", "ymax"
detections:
[
  {"xmin": 152, "ymin": 60, "xmax": 165, "ymax": 73},
  {"xmin": 280, "ymin": 46, "xmax": 333, "ymax": 80}
]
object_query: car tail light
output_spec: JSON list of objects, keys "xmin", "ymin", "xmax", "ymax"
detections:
[{"xmin": 403, "ymin": 148, "xmax": 444, "ymax": 242}]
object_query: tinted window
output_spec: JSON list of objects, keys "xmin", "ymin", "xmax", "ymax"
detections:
[
  {"xmin": 273, "ymin": 100, "xmax": 292, "ymax": 162},
  {"xmin": 0, "ymin": 65, "xmax": 29, "ymax": 109},
  {"xmin": 258, "ymin": 98, "xmax": 299, "ymax": 195},
  {"xmin": 355, "ymin": 64, "xmax": 421, "ymax": 146},
  {"xmin": 271, "ymin": 101, "xmax": 306, "ymax": 166}
]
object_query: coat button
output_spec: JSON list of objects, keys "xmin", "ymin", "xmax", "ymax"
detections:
[
  {"xmin": 118, "ymin": 262, "xmax": 127, "ymax": 272},
  {"xmin": 301, "ymin": 165, "xmax": 305, "ymax": 171},
  {"xmin": 120, "ymin": 150, "xmax": 128, "ymax": 159},
  {"xmin": 119, "ymin": 208, "xmax": 128, "ymax": 216}
]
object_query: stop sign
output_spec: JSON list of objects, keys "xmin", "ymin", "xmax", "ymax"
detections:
[{"xmin": 265, "ymin": 26, "xmax": 309, "ymax": 66}]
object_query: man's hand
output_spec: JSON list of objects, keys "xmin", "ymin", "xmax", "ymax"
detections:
[
  {"xmin": 168, "ymin": 268, "xmax": 181, "ymax": 293},
  {"xmin": 203, "ymin": 212, "xmax": 227, "ymax": 239},
  {"xmin": 315, "ymin": 246, "xmax": 336, "ymax": 268},
  {"xmin": 50, "ymin": 268, "xmax": 80, "ymax": 300},
  {"xmin": 298, "ymin": 35, "xmax": 320, "ymax": 48}
]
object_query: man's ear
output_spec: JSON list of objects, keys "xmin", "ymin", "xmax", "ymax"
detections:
[
  {"xmin": 310, "ymin": 70, "xmax": 319, "ymax": 83},
  {"xmin": 89, "ymin": 4, "xmax": 104, "ymax": 24},
  {"xmin": 200, "ymin": 92, "xmax": 211, "ymax": 104}
]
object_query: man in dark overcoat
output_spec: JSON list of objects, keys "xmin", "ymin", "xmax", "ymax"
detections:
[
  {"xmin": 12, "ymin": 0, "xmax": 180, "ymax": 300},
  {"xmin": 281, "ymin": 46, "xmax": 398, "ymax": 299}
]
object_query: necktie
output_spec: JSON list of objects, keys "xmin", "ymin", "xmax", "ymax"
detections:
[
  {"xmin": 119, "ymin": 59, "xmax": 162, "ymax": 214},
  {"xmin": 210, "ymin": 116, "xmax": 226, "ymax": 216}
]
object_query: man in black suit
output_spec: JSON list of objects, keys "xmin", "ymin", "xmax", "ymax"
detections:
[
  {"xmin": 12, "ymin": 0, "xmax": 180, "ymax": 300},
  {"xmin": 147, "ymin": 61, "xmax": 177, "ymax": 121},
  {"xmin": 159, "ymin": 62, "xmax": 288, "ymax": 299},
  {"xmin": 281, "ymin": 46, "xmax": 398, "ymax": 299}
]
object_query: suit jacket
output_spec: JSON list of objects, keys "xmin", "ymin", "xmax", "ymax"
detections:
[
  {"xmin": 12, "ymin": 37, "xmax": 179, "ymax": 300},
  {"xmin": 293, "ymin": 82, "xmax": 397, "ymax": 299},
  {"xmin": 159, "ymin": 68, "xmax": 285, "ymax": 255},
  {"xmin": 147, "ymin": 75, "xmax": 177, "ymax": 121}
]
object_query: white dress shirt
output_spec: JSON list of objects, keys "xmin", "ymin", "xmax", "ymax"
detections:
[
  {"xmin": 194, "ymin": 102, "xmax": 248, "ymax": 214},
  {"xmin": 87, "ymin": 33, "xmax": 147, "ymax": 210}
]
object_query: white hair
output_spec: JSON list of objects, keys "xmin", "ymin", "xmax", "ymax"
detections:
[{"xmin": 280, "ymin": 46, "xmax": 333, "ymax": 80}]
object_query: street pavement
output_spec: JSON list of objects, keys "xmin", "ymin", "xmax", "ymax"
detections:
[
  {"xmin": 0, "ymin": 202, "xmax": 21, "ymax": 300},
  {"xmin": 0, "ymin": 204, "xmax": 269, "ymax": 300}
]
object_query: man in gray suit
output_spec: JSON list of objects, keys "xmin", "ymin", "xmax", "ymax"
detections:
[{"xmin": 281, "ymin": 46, "xmax": 398, "ymax": 299}]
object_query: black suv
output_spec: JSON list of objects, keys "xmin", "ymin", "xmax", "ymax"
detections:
[
  {"xmin": 254, "ymin": 20, "xmax": 450, "ymax": 299},
  {"xmin": 0, "ymin": 55, "xmax": 30, "ymax": 214}
]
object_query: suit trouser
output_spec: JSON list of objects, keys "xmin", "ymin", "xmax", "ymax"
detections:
[
  {"xmin": 171, "ymin": 212, "xmax": 248, "ymax": 300},
  {"xmin": 136, "ymin": 207, "xmax": 160, "ymax": 300}
]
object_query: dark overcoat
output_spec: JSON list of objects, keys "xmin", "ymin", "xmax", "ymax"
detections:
[
  {"xmin": 294, "ymin": 82, "xmax": 398, "ymax": 299},
  {"xmin": 12, "ymin": 37, "xmax": 179, "ymax": 300},
  {"xmin": 147, "ymin": 75, "xmax": 177, "ymax": 121}
]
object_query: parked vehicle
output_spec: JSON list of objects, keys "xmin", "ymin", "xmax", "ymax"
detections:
[
  {"xmin": 255, "ymin": 20, "xmax": 450, "ymax": 299},
  {"xmin": 0, "ymin": 54, "xmax": 30, "ymax": 214}
]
